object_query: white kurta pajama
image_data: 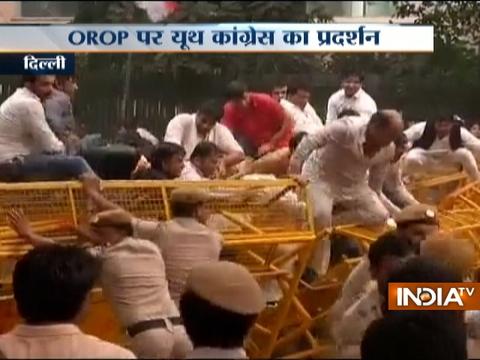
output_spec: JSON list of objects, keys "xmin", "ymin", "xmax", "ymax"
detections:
[
  {"xmin": 292, "ymin": 116, "xmax": 393, "ymax": 275},
  {"xmin": 403, "ymin": 121, "xmax": 480, "ymax": 181}
]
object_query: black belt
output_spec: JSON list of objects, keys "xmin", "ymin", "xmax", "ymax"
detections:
[{"xmin": 126, "ymin": 317, "xmax": 183, "ymax": 338}]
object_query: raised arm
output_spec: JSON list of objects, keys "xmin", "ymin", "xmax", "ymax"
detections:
[
  {"xmin": 8, "ymin": 209, "xmax": 55, "ymax": 247},
  {"xmin": 404, "ymin": 121, "xmax": 426, "ymax": 144},
  {"xmin": 289, "ymin": 121, "xmax": 344, "ymax": 174}
]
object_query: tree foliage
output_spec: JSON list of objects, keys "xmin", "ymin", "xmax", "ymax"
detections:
[{"xmin": 393, "ymin": 1, "xmax": 480, "ymax": 46}]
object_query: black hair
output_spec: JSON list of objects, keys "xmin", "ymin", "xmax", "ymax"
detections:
[
  {"xmin": 190, "ymin": 141, "xmax": 220, "ymax": 160},
  {"xmin": 198, "ymin": 100, "xmax": 224, "ymax": 123},
  {"xmin": 289, "ymin": 131, "xmax": 308, "ymax": 152},
  {"xmin": 361, "ymin": 311, "xmax": 468, "ymax": 360},
  {"xmin": 413, "ymin": 116, "xmax": 463, "ymax": 151},
  {"xmin": 270, "ymin": 79, "xmax": 287, "ymax": 90},
  {"xmin": 368, "ymin": 231, "xmax": 414, "ymax": 270},
  {"xmin": 180, "ymin": 290, "xmax": 258, "ymax": 348},
  {"xmin": 286, "ymin": 79, "xmax": 311, "ymax": 97},
  {"xmin": 150, "ymin": 142, "xmax": 186, "ymax": 172},
  {"xmin": 225, "ymin": 81, "xmax": 247, "ymax": 101},
  {"xmin": 342, "ymin": 70, "xmax": 365, "ymax": 83},
  {"xmin": 13, "ymin": 245, "xmax": 100, "ymax": 324},
  {"xmin": 21, "ymin": 75, "xmax": 40, "ymax": 84},
  {"xmin": 337, "ymin": 109, "xmax": 360, "ymax": 118}
]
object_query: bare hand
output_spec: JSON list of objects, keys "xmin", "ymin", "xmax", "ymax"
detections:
[
  {"xmin": 258, "ymin": 143, "xmax": 273, "ymax": 157},
  {"xmin": 81, "ymin": 174, "xmax": 101, "ymax": 195},
  {"xmin": 132, "ymin": 155, "xmax": 151, "ymax": 175},
  {"xmin": 7, "ymin": 209, "xmax": 33, "ymax": 239}
]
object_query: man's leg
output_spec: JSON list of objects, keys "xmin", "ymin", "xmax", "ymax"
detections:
[
  {"xmin": 448, "ymin": 148, "xmax": 480, "ymax": 181},
  {"xmin": 306, "ymin": 181, "xmax": 334, "ymax": 279},
  {"xmin": 334, "ymin": 189, "xmax": 389, "ymax": 227},
  {"xmin": 20, "ymin": 154, "xmax": 95, "ymax": 181}
]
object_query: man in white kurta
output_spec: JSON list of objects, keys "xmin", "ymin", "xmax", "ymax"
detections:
[
  {"xmin": 280, "ymin": 81, "xmax": 323, "ymax": 135},
  {"xmin": 326, "ymin": 73, "xmax": 377, "ymax": 124},
  {"xmin": 403, "ymin": 120, "xmax": 480, "ymax": 181},
  {"xmin": 164, "ymin": 100, "xmax": 244, "ymax": 168},
  {"xmin": 289, "ymin": 111, "xmax": 403, "ymax": 276}
]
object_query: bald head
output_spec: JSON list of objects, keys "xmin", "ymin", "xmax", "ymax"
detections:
[{"xmin": 366, "ymin": 110, "xmax": 404, "ymax": 151}]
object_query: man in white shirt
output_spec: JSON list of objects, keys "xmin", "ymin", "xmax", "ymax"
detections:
[
  {"xmin": 326, "ymin": 72, "xmax": 377, "ymax": 124},
  {"xmin": 280, "ymin": 80, "xmax": 324, "ymax": 135},
  {"xmin": 289, "ymin": 110, "xmax": 403, "ymax": 278},
  {"xmin": 164, "ymin": 100, "xmax": 244, "ymax": 168},
  {"xmin": 0, "ymin": 245, "xmax": 135, "ymax": 359},
  {"xmin": 180, "ymin": 141, "xmax": 221, "ymax": 181},
  {"xmin": 0, "ymin": 75, "xmax": 95, "ymax": 182},
  {"xmin": 403, "ymin": 116, "xmax": 480, "ymax": 181}
]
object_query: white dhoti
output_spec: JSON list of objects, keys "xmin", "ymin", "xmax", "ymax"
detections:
[
  {"xmin": 403, "ymin": 147, "xmax": 480, "ymax": 181},
  {"xmin": 306, "ymin": 181, "xmax": 389, "ymax": 276}
]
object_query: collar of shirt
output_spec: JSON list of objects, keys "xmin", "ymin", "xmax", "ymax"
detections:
[
  {"xmin": 187, "ymin": 347, "xmax": 247, "ymax": 359},
  {"xmin": 12, "ymin": 323, "xmax": 82, "ymax": 337}
]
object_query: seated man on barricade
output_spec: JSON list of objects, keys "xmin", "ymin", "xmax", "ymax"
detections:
[
  {"xmin": 164, "ymin": 99, "xmax": 245, "ymax": 171},
  {"xmin": 289, "ymin": 110, "xmax": 404, "ymax": 280},
  {"xmin": 403, "ymin": 114, "xmax": 480, "ymax": 181},
  {"xmin": 328, "ymin": 204, "xmax": 439, "ymax": 334},
  {"xmin": 132, "ymin": 142, "xmax": 186, "ymax": 180},
  {"xmin": 180, "ymin": 261, "xmax": 265, "ymax": 359},
  {"xmin": 0, "ymin": 245, "xmax": 135, "ymax": 359},
  {"xmin": 83, "ymin": 182, "xmax": 223, "ymax": 307},
  {"xmin": 222, "ymin": 81, "xmax": 293, "ymax": 159},
  {"xmin": 180, "ymin": 141, "xmax": 222, "ymax": 181},
  {"xmin": 0, "ymin": 75, "xmax": 95, "ymax": 182}
]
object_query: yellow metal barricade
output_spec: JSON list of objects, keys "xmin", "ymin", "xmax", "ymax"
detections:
[
  {"xmin": 0, "ymin": 179, "xmax": 316, "ymax": 359},
  {"xmin": 408, "ymin": 171, "xmax": 468, "ymax": 205}
]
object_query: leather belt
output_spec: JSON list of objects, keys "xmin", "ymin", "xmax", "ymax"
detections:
[{"xmin": 126, "ymin": 317, "xmax": 183, "ymax": 338}]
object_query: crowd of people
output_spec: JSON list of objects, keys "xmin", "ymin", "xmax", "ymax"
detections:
[{"xmin": 0, "ymin": 72, "xmax": 479, "ymax": 359}]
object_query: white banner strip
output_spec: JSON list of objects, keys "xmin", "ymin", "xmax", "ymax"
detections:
[{"xmin": 0, "ymin": 24, "xmax": 434, "ymax": 53}]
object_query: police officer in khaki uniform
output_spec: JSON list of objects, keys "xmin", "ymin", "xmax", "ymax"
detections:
[
  {"xmin": 8, "ymin": 209, "xmax": 192, "ymax": 359},
  {"xmin": 84, "ymin": 185, "xmax": 224, "ymax": 306},
  {"xmin": 179, "ymin": 261, "xmax": 266, "ymax": 359},
  {"xmin": 331, "ymin": 231, "xmax": 415, "ymax": 357},
  {"xmin": 0, "ymin": 242, "xmax": 135, "ymax": 359},
  {"xmin": 328, "ymin": 204, "xmax": 439, "ymax": 330}
]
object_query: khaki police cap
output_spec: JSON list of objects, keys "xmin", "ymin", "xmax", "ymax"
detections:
[
  {"xmin": 185, "ymin": 261, "xmax": 266, "ymax": 315},
  {"xmin": 170, "ymin": 188, "xmax": 210, "ymax": 204},
  {"xmin": 89, "ymin": 209, "xmax": 132, "ymax": 227},
  {"xmin": 393, "ymin": 204, "xmax": 438, "ymax": 225}
]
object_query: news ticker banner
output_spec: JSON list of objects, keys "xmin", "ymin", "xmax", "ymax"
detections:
[
  {"xmin": 388, "ymin": 283, "xmax": 480, "ymax": 311},
  {"xmin": 0, "ymin": 23, "xmax": 433, "ymax": 53}
]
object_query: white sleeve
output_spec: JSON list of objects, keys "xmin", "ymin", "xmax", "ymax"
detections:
[
  {"xmin": 27, "ymin": 101, "xmax": 65, "ymax": 153},
  {"xmin": 216, "ymin": 124, "xmax": 244, "ymax": 154},
  {"xmin": 404, "ymin": 121, "xmax": 426, "ymax": 143},
  {"xmin": 164, "ymin": 115, "xmax": 185, "ymax": 145},
  {"xmin": 461, "ymin": 128, "xmax": 480, "ymax": 158},
  {"xmin": 131, "ymin": 218, "xmax": 166, "ymax": 248}
]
